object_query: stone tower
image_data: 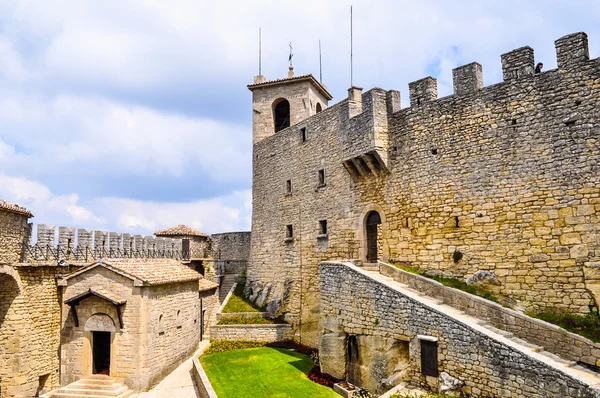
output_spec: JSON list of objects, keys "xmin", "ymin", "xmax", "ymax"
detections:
[{"xmin": 247, "ymin": 67, "xmax": 333, "ymax": 144}]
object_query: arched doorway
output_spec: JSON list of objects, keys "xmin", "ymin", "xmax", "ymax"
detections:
[
  {"xmin": 366, "ymin": 211, "xmax": 382, "ymax": 262},
  {"xmin": 273, "ymin": 98, "xmax": 290, "ymax": 132},
  {"xmin": 85, "ymin": 314, "xmax": 116, "ymax": 375},
  {"xmin": 0, "ymin": 274, "xmax": 19, "ymax": 326}
]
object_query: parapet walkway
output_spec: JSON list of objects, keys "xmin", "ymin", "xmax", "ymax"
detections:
[{"xmin": 359, "ymin": 265, "xmax": 600, "ymax": 389}]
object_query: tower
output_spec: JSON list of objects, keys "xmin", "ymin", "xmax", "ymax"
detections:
[{"xmin": 247, "ymin": 67, "xmax": 333, "ymax": 145}]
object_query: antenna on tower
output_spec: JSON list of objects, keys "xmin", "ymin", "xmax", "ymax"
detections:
[
  {"xmin": 350, "ymin": 5, "xmax": 353, "ymax": 87},
  {"xmin": 258, "ymin": 27, "xmax": 262, "ymax": 75},
  {"xmin": 319, "ymin": 40, "xmax": 323, "ymax": 83}
]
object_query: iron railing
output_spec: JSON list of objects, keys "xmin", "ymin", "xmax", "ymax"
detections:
[{"xmin": 22, "ymin": 244, "xmax": 191, "ymax": 263}]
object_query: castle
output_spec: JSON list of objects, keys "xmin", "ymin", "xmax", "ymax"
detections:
[{"xmin": 1, "ymin": 30, "xmax": 600, "ymax": 398}]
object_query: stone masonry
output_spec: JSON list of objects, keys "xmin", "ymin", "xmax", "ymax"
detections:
[
  {"xmin": 320, "ymin": 261, "xmax": 600, "ymax": 397},
  {"xmin": 246, "ymin": 32, "xmax": 600, "ymax": 347}
]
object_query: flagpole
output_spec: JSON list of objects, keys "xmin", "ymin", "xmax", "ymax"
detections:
[
  {"xmin": 319, "ymin": 40, "xmax": 323, "ymax": 83},
  {"xmin": 259, "ymin": 27, "xmax": 262, "ymax": 75},
  {"xmin": 350, "ymin": 5, "xmax": 353, "ymax": 87}
]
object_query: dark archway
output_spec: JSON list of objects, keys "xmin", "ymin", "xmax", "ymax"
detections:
[
  {"xmin": 0, "ymin": 274, "xmax": 19, "ymax": 328},
  {"xmin": 273, "ymin": 98, "xmax": 290, "ymax": 132},
  {"xmin": 346, "ymin": 335, "xmax": 360, "ymax": 385},
  {"xmin": 316, "ymin": 103, "xmax": 323, "ymax": 113},
  {"xmin": 366, "ymin": 211, "xmax": 381, "ymax": 262}
]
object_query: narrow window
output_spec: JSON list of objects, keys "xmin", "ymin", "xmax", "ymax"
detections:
[
  {"xmin": 420, "ymin": 340, "xmax": 439, "ymax": 377},
  {"xmin": 316, "ymin": 103, "xmax": 323, "ymax": 113},
  {"xmin": 319, "ymin": 220, "xmax": 328, "ymax": 235},
  {"xmin": 301, "ymin": 127, "xmax": 307, "ymax": 142},
  {"xmin": 286, "ymin": 180, "xmax": 292, "ymax": 194},
  {"xmin": 318, "ymin": 169, "xmax": 325, "ymax": 186},
  {"xmin": 455, "ymin": 216, "xmax": 459, "ymax": 228},
  {"xmin": 273, "ymin": 98, "xmax": 291, "ymax": 132},
  {"xmin": 286, "ymin": 225, "xmax": 294, "ymax": 239}
]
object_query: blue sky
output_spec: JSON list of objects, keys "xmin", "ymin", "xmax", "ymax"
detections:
[{"xmin": 0, "ymin": 0, "xmax": 598, "ymax": 236}]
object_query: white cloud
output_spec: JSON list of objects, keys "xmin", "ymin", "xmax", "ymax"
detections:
[{"xmin": 0, "ymin": 173, "xmax": 251, "ymax": 235}]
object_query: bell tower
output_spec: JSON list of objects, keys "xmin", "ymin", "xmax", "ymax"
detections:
[{"xmin": 247, "ymin": 67, "xmax": 333, "ymax": 145}]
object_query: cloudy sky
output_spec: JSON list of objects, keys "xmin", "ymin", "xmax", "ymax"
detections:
[{"xmin": 0, "ymin": 0, "xmax": 598, "ymax": 237}]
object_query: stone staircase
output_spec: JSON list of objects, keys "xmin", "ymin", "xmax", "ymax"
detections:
[
  {"xmin": 219, "ymin": 274, "xmax": 238, "ymax": 303},
  {"xmin": 362, "ymin": 267, "xmax": 600, "ymax": 388},
  {"xmin": 43, "ymin": 375, "xmax": 135, "ymax": 398}
]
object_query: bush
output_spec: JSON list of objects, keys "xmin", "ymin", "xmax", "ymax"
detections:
[
  {"xmin": 526, "ymin": 309, "xmax": 600, "ymax": 343},
  {"xmin": 217, "ymin": 315, "xmax": 275, "ymax": 325},
  {"xmin": 204, "ymin": 340, "xmax": 268, "ymax": 355},
  {"xmin": 307, "ymin": 367, "xmax": 339, "ymax": 387}
]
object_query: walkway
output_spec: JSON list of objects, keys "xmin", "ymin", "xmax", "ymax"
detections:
[{"xmin": 135, "ymin": 340, "xmax": 210, "ymax": 398}]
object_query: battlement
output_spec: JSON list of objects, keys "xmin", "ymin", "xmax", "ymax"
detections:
[{"xmin": 23, "ymin": 224, "xmax": 206, "ymax": 263}]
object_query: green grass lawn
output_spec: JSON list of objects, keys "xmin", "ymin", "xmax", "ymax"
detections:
[
  {"xmin": 222, "ymin": 283, "xmax": 263, "ymax": 313},
  {"xmin": 200, "ymin": 347, "xmax": 339, "ymax": 398}
]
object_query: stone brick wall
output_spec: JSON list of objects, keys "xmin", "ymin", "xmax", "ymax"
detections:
[
  {"xmin": 210, "ymin": 324, "xmax": 293, "ymax": 342},
  {"xmin": 210, "ymin": 232, "xmax": 251, "ymax": 261},
  {"xmin": 147, "ymin": 281, "xmax": 200, "ymax": 388},
  {"xmin": 0, "ymin": 209, "xmax": 30, "ymax": 264},
  {"xmin": 247, "ymin": 32, "xmax": 600, "ymax": 346},
  {"xmin": 200, "ymin": 288, "xmax": 219, "ymax": 337},
  {"xmin": 320, "ymin": 261, "xmax": 600, "ymax": 397}
]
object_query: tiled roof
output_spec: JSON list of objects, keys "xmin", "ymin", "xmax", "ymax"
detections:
[
  {"xmin": 154, "ymin": 224, "xmax": 208, "ymax": 237},
  {"xmin": 199, "ymin": 278, "xmax": 219, "ymax": 292},
  {"xmin": 99, "ymin": 258, "xmax": 201, "ymax": 286},
  {"xmin": 247, "ymin": 74, "xmax": 333, "ymax": 100},
  {"xmin": 0, "ymin": 199, "xmax": 33, "ymax": 217}
]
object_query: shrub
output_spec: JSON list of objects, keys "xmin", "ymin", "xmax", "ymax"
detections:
[
  {"xmin": 526, "ymin": 309, "xmax": 600, "ymax": 343},
  {"xmin": 452, "ymin": 249, "xmax": 463, "ymax": 263},
  {"xmin": 204, "ymin": 340, "xmax": 268, "ymax": 355},
  {"xmin": 217, "ymin": 315, "xmax": 274, "ymax": 325},
  {"xmin": 307, "ymin": 367, "xmax": 339, "ymax": 387}
]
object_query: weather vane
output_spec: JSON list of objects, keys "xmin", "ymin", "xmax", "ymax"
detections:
[{"xmin": 289, "ymin": 42, "xmax": 294, "ymax": 66}]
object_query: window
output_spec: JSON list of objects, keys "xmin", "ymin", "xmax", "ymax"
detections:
[
  {"xmin": 301, "ymin": 127, "xmax": 307, "ymax": 142},
  {"xmin": 176, "ymin": 310, "xmax": 182, "ymax": 328},
  {"xmin": 318, "ymin": 220, "xmax": 328, "ymax": 238},
  {"xmin": 316, "ymin": 103, "xmax": 323, "ymax": 113},
  {"xmin": 286, "ymin": 180, "xmax": 292, "ymax": 195},
  {"xmin": 318, "ymin": 169, "xmax": 325, "ymax": 186},
  {"xmin": 273, "ymin": 98, "xmax": 291, "ymax": 132},
  {"xmin": 285, "ymin": 225, "xmax": 294, "ymax": 240}
]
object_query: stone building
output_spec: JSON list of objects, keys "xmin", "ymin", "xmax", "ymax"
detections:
[
  {"xmin": 246, "ymin": 31, "xmax": 600, "ymax": 348},
  {"xmin": 58, "ymin": 258, "xmax": 215, "ymax": 392},
  {"xmin": 154, "ymin": 224, "xmax": 210, "ymax": 259}
]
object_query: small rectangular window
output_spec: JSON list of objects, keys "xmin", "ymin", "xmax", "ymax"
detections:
[
  {"xmin": 420, "ymin": 340, "xmax": 439, "ymax": 377},
  {"xmin": 285, "ymin": 225, "xmax": 293, "ymax": 239},
  {"xmin": 286, "ymin": 180, "xmax": 292, "ymax": 194},
  {"xmin": 319, "ymin": 220, "xmax": 328, "ymax": 235},
  {"xmin": 318, "ymin": 169, "xmax": 325, "ymax": 186},
  {"xmin": 301, "ymin": 127, "xmax": 307, "ymax": 142}
]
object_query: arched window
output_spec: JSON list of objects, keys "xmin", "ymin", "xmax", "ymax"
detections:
[
  {"xmin": 316, "ymin": 103, "xmax": 323, "ymax": 113},
  {"xmin": 273, "ymin": 98, "xmax": 290, "ymax": 132}
]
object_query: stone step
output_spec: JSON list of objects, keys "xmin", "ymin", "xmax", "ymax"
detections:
[
  {"xmin": 45, "ymin": 377, "xmax": 135, "ymax": 398},
  {"xmin": 509, "ymin": 337, "xmax": 544, "ymax": 353},
  {"xmin": 539, "ymin": 350, "xmax": 578, "ymax": 367},
  {"xmin": 48, "ymin": 392, "xmax": 134, "ymax": 398},
  {"xmin": 65, "ymin": 385, "xmax": 128, "ymax": 395},
  {"xmin": 76, "ymin": 379, "xmax": 116, "ymax": 386},
  {"xmin": 73, "ymin": 383, "xmax": 123, "ymax": 391}
]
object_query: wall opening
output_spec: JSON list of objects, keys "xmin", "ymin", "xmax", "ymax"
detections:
[
  {"xmin": 366, "ymin": 211, "xmax": 382, "ymax": 262},
  {"xmin": 301, "ymin": 127, "xmax": 307, "ymax": 142},
  {"xmin": 182, "ymin": 239, "xmax": 190, "ymax": 257},
  {"xmin": 92, "ymin": 331, "xmax": 111, "ymax": 375},
  {"xmin": 286, "ymin": 180, "xmax": 292, "ymax": 194},
  {"xmin": 420, "ymin": 339, "xmax": 439, "ymax": 377},
  {"xmin": 319, "ymin": 220, "xmax": 328, "ymax": 235},
  {"xmin": 0, "ymin": 274, "xmax": 19, "ymax": 327},
  {"xmin": 316, "ymin": 103, "xmax": 323, "ymax": 113},
  {"xmin": 347, "ymin": 335, "xmax": 360, "ymax": 385},
  {"xmin": 273, "ymin": 98, "xmax": 291, "ymax": 132},
  {"xmin": 318, "ymin": 169, "xmax": 325, "ymax": 186},
  {"xmin": 285, "ymin": 225, "xmax": 294, "ymax": 239}
]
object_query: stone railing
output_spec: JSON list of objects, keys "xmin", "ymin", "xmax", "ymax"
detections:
[{"xmin": 379, "ymin": 262, "xmax": 600, "ymax": 368}]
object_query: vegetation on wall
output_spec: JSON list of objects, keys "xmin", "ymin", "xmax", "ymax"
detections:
[
  {"xmin": 216, "ymin": 315, "xmax": 275, "ymax": 325},
  {"xmin": 526, "ymin": 309, "xmax": 600, "ymax": 343},
  {"xmin": 389, "ymin": 261, "xmax": 498, "ymax": 303}
]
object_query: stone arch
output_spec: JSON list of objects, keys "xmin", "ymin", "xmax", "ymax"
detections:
[
  {"xmin": 316, "ymin": 102, "xmax": 323, "ymax": 113},
  {"xmin": 85, "ymin": 313, "xmax": 116, "ymax": 332},
  {"xmin": 358, "ymin": 204, "xmax": 387, "ymax": 263},
  {"xmin": 0, "ymin": 265, "xmax": 24, "ymax": 295},
  {"xmin": 273, "ymin": 98, "xmax": 291, "ymax": 133}
]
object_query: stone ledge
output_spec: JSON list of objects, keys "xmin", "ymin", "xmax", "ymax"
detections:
[
  {"xmin": 210, "ymin": 324, "xmax": 293, "ymax": 342},
  {"xmin": 192, "ymin": 357, "xmax": 218, "ymax": 398},
  {"xmin": 378, "ymin": 261, "xmax": 600, "ymax": 367}
]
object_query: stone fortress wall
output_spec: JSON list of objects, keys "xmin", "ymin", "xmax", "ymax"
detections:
[{"xmin": 247, "ymin": 32, "xmax": 600, "ymax": 347}]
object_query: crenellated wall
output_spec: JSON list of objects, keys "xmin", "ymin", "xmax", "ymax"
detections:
[{"xmin": 247, "ymin": 31, "xmax": 600, "ymax": 347}]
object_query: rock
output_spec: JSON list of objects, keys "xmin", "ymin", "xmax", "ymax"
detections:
[
  {"xmin": 438, "ymin": 372, "xmax": 464, "ymax": 395},
  {"xmin": 266, "ymin": 298, "xmax": 281, "ymax": 318},
  {"xmin": 256, "ymin": 283, "xmax": 271, "ymax": 308},
  {"xmin": 466, "ymin": 270, "xmax": 500, "ymax": 286}
]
